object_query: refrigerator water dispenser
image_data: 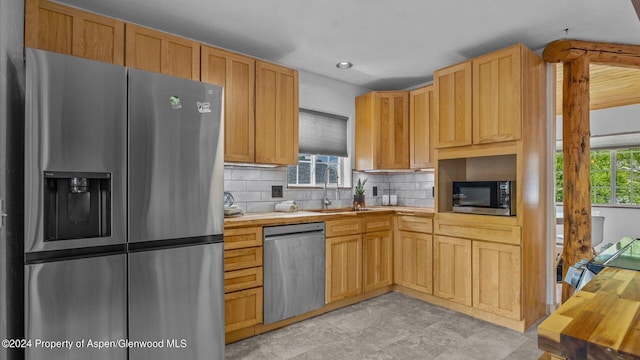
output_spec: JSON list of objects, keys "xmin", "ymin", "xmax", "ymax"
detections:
[{"xmin": 43, "ymin": 171, "xmax": 112, "ymax": 241}]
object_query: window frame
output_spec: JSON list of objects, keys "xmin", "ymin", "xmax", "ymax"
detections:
[
  {"xmin": 555, "ymin": 147, "xmax": 640, "ymax": 207},
  {"xmin": 287, "ymin": 154, "xmax": 351, "ymax": 188}
]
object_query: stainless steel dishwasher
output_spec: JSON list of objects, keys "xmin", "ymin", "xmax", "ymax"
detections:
[{"xmin": 263, "ymin": 222, "xmax": 325, "ymax": 324}]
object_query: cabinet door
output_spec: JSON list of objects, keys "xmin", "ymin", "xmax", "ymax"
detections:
[
  {"xmin": 326, "ymin": 234, "xmax": 362, "ymax": 303},
  {"xmin": 410, "ymin": 86, "xmax": 434, "ymax": 169},
  {"xmin": 472, "ymin": 241, "xmax": 521, "ymax": 320},
  {"xmin": 363, "ymin": 231, "xmax": 393, "ymax": 293},
  {"xmin": 201, "ymin": 46, "xmax": 256, "ymax": 163},
  {"xmin": 255, "ymin": 61, "xmax": 299, "ymax": 165},
  {"xmin": 125, "ymin": 23, "xmax": 200, "ymax": 80},
  {"xmin": 378, "ymin": 92, "xmax": 409, "ymax": 169},
  {"xmin": 25, "ymin": 0, "xmax": 125, "ymax": 65},
  {"xmin": 473, "ymin": 46, "xmax": 521, "ymax": 144},
  {"xmin": 354, "ymin": 92, "xmax": 376, "ymax": 171},
  {"xmin": 434, "ymin": 62, "xmax": 472, "ymax": 148},
  {"xmin": 395, "ymin": 230, "xmax": 433, "ymax": 294},
  {"xmin": 433, "ymin": 235, "xmax": 471, "ymax": 305},
  {"xmin": 224, "ymin": 287, "xmax": 263, "ymax": 333}
]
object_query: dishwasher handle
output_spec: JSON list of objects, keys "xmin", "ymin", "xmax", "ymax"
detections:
[{"xmin": 263, "ymin": 222, "xmax": 325, "ymax": 238}]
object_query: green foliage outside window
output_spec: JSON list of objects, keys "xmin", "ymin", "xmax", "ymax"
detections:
[{"xmin": 555, "ymin": 148, "xmax": 640, "ymax": 206}]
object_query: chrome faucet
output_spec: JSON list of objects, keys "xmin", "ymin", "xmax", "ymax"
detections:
[{"xmin": 323, "ymin": 167, "xmax": 339, "ymax": 209}]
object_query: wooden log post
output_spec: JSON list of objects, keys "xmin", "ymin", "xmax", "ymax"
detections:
[
  {"xmin": 561, "ymin": 55, "xmax": 592, "ymax": 302},
  {"xmin": 543, "ymin": 39, "xmax": 640, "ymax": 303}
]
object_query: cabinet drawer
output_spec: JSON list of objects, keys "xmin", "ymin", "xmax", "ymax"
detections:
[
  {"xmin": 224, "ymin": 267, "xmax": 263, "ymax": 293},
  {"xmin": 396, "ymin": 215, "xmax": 433, "ymax": 233},
  {"xmin": 224, "ymin": 287, "xmax": 263, "ymax": 332},
  {"xmin": 435, "ymin": 219, "xmax": 520, "ymax": 245},
  {"xmin": 224, "ymin": 227, "xmax": 263, "ymax": 250},
  {"xmin": 326, "ymin": 218, "xmax": 362, "ymax": 237},
  {"xmin": 364, "ymin": 215, "xmax": 392, "ymax": 233},
  {"xmin": 224, "ymin": 247, "xmax": 263, "ymax": 271}
]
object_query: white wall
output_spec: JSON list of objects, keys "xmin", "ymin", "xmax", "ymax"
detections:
[
  {"xmin": 298, "ymin": 70, "xmax": 371, "ymax": 170},
  {"xmin": 556, "ymin": 103, "xmax": 640, "ymax": 139}
]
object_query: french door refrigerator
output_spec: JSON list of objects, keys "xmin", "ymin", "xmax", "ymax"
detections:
[{"xmin": 24, "ymin": 48, "xmax": 225, "ymax": 360}]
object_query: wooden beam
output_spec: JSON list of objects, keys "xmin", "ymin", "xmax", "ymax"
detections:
[
  {"xmin": 543, "ymin": 39, "xmax": 640, "ymax": 68},
  {"xmin": 561, "ymin": 55, "xmax": 593, "ymax": 302}
]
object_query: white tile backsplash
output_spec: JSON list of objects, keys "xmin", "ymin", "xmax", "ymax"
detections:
[{"xmin": 224, "ymin": 165, "xmax": 435, "ymax": 213}]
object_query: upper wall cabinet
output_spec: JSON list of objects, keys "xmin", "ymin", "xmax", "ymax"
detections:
[
  {"xmin": 435, "ymin": 44, "xmax": 527, "ymax": 148},
  {"xmin": 201, "ymin": 46, "xmax": 256, "ymax": 163},
  {"xmin": 355, "ymin": 91, "xmax": 409, "ymax": 170},
  {"xmin": 25, "ymin": 0, "xmax": 125, "ymax": 65},
  {"xmin": 125, "ymin": 23, "xmax": 200, "ymax": 81},
  {"xmin": 472, "ymin": 46, "xmax": 521, "ymax": 144},
  {"xmin": 409, "ymin": 85, "xmax": 435, "ymax": 169},
  {"xmin": 434, "ymin": 62, "xmax": 472, "ymax": 148},
  {"xmin": 255, "ymin": 61, "xmax": 299, "ymax": 165}
]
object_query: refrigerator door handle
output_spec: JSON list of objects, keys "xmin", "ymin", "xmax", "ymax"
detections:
[{"xmin": 0, "ymin": 199, "xmax": 6, "ymax": 229}]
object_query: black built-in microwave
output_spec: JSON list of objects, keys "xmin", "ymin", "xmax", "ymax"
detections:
[{"xmin": 452, "ymin": 181, "xmax": 515, "ymax": 216}]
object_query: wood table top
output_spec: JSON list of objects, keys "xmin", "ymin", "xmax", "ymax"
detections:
[{"xmin": 538, "ymin": 267, "xmax": 640, "ymax": 359}]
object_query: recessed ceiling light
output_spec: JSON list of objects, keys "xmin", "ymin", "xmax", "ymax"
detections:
[{"xmin": 336, "ymin": 61, "xmax": 353, "ymax": 69}]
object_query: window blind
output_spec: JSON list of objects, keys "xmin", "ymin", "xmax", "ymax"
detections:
[{"xmin": 298, "ymin": 109, "xmax": 348, "ymax": 157}]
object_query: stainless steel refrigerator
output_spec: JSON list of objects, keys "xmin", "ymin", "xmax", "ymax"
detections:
[{"xmin": 24, "ymin": 48, "xmax": 225, "ymax": 360}]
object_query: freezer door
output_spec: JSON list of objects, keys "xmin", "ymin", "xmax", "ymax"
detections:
[
  {"xmin": 128, "ymin": 69, "xmax": 224, "ymax": 242},
  {"xmin": 25, "ymin": 254, "xmax": 127, "ymax": 360},
  {"xmin": 128, "ymin": 243, "xmax": 224, "ymax": 360},
  {"xmin": 25, "ymin": 48, "xmax": 127, "ymax": 253}
]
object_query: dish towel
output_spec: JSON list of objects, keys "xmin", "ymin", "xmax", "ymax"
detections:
[{"xmin": 275, "ymin": 200, "xmax": 299, "ymax": 213}]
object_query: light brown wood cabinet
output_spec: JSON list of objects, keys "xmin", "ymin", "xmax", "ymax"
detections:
[
  {"xmin": 472, "ymin": 46, "xmax": 522, "ymax": 144},
  {"xmin": 224, "ymin": 287, "xmax": 263, "ymax": 333},
  {"xmin": 433, "ymin": 235, "xmax": 472, "ymax": 306},
  {"xmin": 326, "ymin": 215, "xmax": 392, "ymax": 303},
  {"xmin": 223, "ymin": 226, "xmax": 263, "ymax": 340},
  {"xmin": 25, "ymin": 0, "xmax": 125, "ymax": 65},
  {"xmin": 472, "ymin": 241, "xmax": 521, "ymax": 320},
  {"xmin": 362, "ymin": 216, "xmax": 393, "ymax": 293},
  {"xmin": 326, "ymin": 234, "xmax": 362, "ymax": 303},
  {"xmin": 409, "ymin": 86, "xmax": 435, "ymax": 169},
  {"xmin": 394, "ymin": 215, "xmax": 433, "ymax": 294},
  {"xmin": 355, "ymin": 91, "xmax": 410, "ymax": 170},
  {"xmin": 201, "ymin": 46, "xmax": 256, "ymax": 163},
  {"xmin": 125, "ymin": 23, "xmax": 200, "ymax": 80},
  {"xmin": 434, "ymin": 62, "xmax": 472, "ymax": 148},
  {"xmin": 435, "ymin": 44, "xmax": 530, "ymax": 148},
  {"xmin": 363, "ymin": 230, "xmax": 393, "ymax": 293},
  {"xmin": 433, "ymin": 43, "xmax": 546, "ymax": 331},
  {"xmin": 255, "ymin": 61, "xmax": 299, "ymax": 165}
]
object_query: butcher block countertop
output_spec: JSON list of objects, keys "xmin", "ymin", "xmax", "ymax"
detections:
[
  {"xmin": 223, "ymin": 206, "xmax": 434, "ymax": 228},
  {"xmin": 538, "ymin": 267, "xmax": 640, "ymax": 359}
]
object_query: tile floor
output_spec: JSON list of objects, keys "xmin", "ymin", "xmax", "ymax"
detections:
[{"xmin": 225, "ymin": 292, "xmax": 544, "ymax": 360}]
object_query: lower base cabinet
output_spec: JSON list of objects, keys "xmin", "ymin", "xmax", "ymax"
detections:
[
  {"xmin": 472, "ymin": 241, "xmax": 521, "ymax": 320},
  {"xmin": 433, "ymin": 235, "xmax": 472, "ymax": 306},
  {"xmin": 363, "ymin": 230, "xmax": 393, "ymax": 293},
  {"xmin": 326, "ymin": 234, "xmax": 362, "ymax": 303},
  {"xmin": 223, "ymin": 226, "xmax": 264, "ymax": 339},
  {"xmin": 395, "ymin": 230, "xmax": 433, "ymax": 294},
  {"xmin": 224, "ymin": 287, "xmax": 263, "ymax": 333}
]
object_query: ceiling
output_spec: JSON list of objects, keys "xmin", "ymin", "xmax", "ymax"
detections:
[
  {"xmin": 556, "ymin": 65, "xmax": 640, "ymax": 114},
  {"xmin": 56, "ymin": 0, "xmax": 640, "ymax": 91}
]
